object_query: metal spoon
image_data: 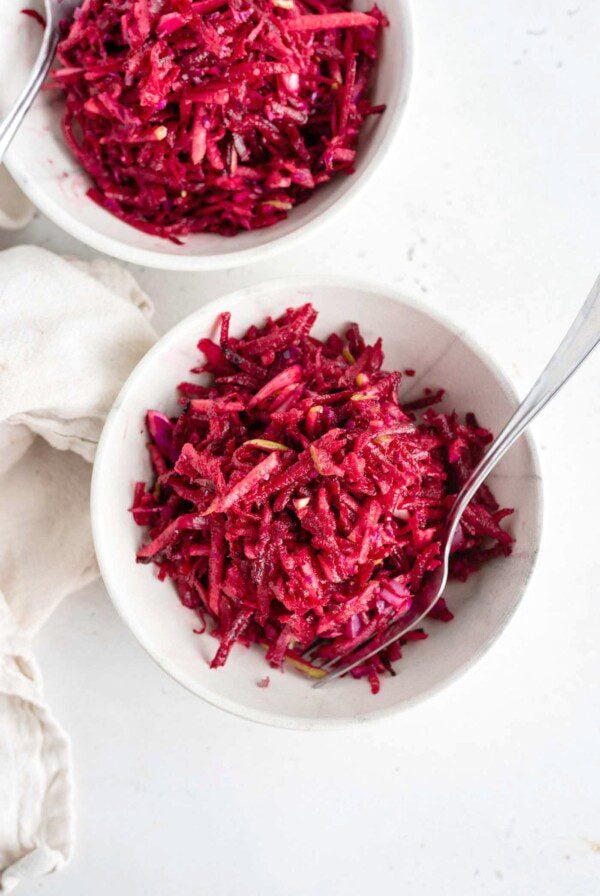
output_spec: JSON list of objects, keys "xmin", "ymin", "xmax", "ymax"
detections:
[
  {"xmin": 0, "ymin": 0, "xmax": 82, "ymax": 163},
  {"xmin": 315, "ymin": 273, "xmax": 600, "ymax": 688}
]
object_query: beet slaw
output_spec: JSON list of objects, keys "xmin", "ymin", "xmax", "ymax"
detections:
[
  {"xmin": 131, "ymin": 304, "xmax": 514, "ymax": 693},
  {"xmin": 51, "ymin": 0, "xmax": 387, "ymax": 241}
]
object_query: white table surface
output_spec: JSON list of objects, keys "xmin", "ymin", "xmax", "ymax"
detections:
[{"xmin": 2, "ymin": 1, "xmax": 600, "ymax": 894}]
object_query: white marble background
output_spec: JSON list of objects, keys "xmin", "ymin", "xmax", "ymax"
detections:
[{"xmin": 1, "ymin": 0, "xmax": 599, "ymax": 893}]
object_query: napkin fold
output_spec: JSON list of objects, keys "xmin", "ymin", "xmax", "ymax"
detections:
[{"xmin": 0, "ymin": 240, "xmax": 156, "ymax": 891}]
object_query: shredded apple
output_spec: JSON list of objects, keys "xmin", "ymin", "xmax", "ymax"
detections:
[
  {"xmin": 51, "ymin": 0, "xmax": 387, "ymax": 241},
  {"xmin": 132, "ymin": 305, "xmax": 514, "ymax": 693}
]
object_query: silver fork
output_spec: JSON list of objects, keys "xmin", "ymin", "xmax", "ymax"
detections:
[
  {"xmin": 0, "ymin": 0, "xmax": 82, "ymax": 163},
  {"xmin": 314, "ymin": 273, "xmax": 600, "ymax": 688}
]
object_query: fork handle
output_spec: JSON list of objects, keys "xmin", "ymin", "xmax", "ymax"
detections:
[
  {"xmin": 445, "ymin": 272, "xmax": 600, "ymax": 548},
  {"xmin": 0, "ymin": 20, "xmax": 58, "ymax": 163}
]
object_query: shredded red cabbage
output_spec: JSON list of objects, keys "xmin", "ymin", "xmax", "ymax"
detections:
[
  {"xmin": 132, "ymin": 305, "xmax": 514, "ymax": 692},
  {"xmin": 51, "ymin": 0, "xmax": 387, "ymax": 241}
]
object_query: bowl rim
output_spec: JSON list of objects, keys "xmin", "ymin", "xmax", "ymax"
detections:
[
  {"xmin": 5, "ymin": 0, "xmax": 415, "ymax": 271},
  {"xmin": 91, "ymin": 275, "xmax": 544, "ymax": 729}
]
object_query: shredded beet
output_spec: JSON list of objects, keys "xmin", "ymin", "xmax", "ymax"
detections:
[
  {"xmin": 21, "ymin": 8, "xmax": 47, "ymax": 28},
  {"xmin": 132, "ymin": 305, "xmax": 514, "ymax": 692},
  {"xmin": 51, "ymin": 0, "xmax": 387, "ymax": 241}
]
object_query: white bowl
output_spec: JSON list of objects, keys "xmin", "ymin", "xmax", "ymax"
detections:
[
  {"xmin": 91, "ymin": 278, "xmax": 543, "ymax": 729},
  {"xmin": 0, "ymin": 0, "xmax": 413, "ymax": 270}
]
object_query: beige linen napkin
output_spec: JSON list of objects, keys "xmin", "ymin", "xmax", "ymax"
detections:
[{"xmin": 0, "ymin": 235, "xmax": 156, "ymax": 890}]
